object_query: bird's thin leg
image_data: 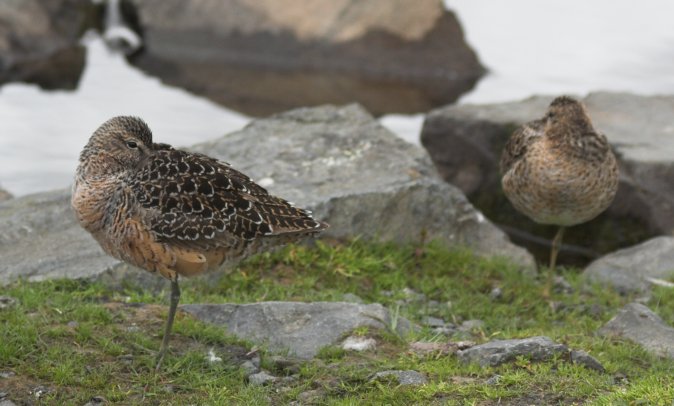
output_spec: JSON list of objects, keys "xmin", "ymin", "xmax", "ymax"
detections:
[
  {"xmin": 544, "ymin": 226, "xmax": 566, "ymax": 297},
  {"xmin": 156, "ymin": 278, "xmax": 180, "ymax": 371}
]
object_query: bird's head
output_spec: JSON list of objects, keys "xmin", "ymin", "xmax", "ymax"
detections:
[
  {"xmin": 544, "ymin": 96, "xmax": 592, "ymax": 133},
  {"xmin": 78, "ymin": 116, "xmax": 153, "ymax": 177}
]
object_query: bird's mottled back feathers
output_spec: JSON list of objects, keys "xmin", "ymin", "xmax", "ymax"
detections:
[
  {"xmin": 130, "ymin": 146, "xmax": 326, "ymax": 250},
  {"xmin": 499, "ymin": 119, "xmax": 544, "ymax": 175}
]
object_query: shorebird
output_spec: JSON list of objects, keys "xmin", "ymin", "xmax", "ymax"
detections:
[
  {"xmin": 500, "ymin": 96, "xmax": 619, "ymax": 296},
  {"xmin": 72, "ymin": 116, "xmax": 328, "ymax": 370}
]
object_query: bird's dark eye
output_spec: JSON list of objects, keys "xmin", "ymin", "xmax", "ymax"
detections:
[{"xmin": 126, "ymin": 140, "xmax": 138, "ymax": 149}]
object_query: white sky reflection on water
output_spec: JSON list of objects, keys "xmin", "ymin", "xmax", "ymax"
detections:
[
  {"xmin": 3, "ymin": 1, "xmax": 674, "ymax": 195},
  {"xmin": 0, "ymin": 33, "xmax": 248, "ymax": 196}
]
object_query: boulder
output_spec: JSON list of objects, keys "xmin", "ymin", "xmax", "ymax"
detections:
[
  {"xmin": 180, "ymin": 301, "xmax": 411, "ymax": 359},
  {"xmin": 457, "ymin": 336, "xmax": 568, "ymax": 367},
  {"xmin": 191, "ymin": 104, "xmax": 534, "ymax": 268},
  {"xmin": 0, "ymin": 104, "xmax": 533, "ymax": 287},
  {"xmin": 0, "ymin": 186, "xmax": 11, "ymax": 202},
  {"xmin": 126, "ymin": 0, "xmax": 483, "ymax": 116},
  {"xmin": 421, "ymin": 92, "xmax": 671, "ymax": 265},
  {"xmin": 583, "ymin": 236, "xmax": 674, "ymax": 294},
  {"xmin": 0, "ymin": 0, "xmax": 94, "ymax": 89},
  {"xmin": 599, "ymin": 303, "xmax": 674, "ymax": 359}
]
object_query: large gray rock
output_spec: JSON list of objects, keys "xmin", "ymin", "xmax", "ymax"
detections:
[
  {"xmin": 421, "ymin": 92, "xmax": 672, "ymax": 265},
  {"xmin": 0, "ymin": 0, "xmax": 93, "ymax": 89},
  {"xmin": 0, "ymin": 190, "xmax": 119, "ymax": 284},
  {"xmin": 191, "ymin": 104, "xmax": 534, "ymax": 268},
  {"xmin": 457, "ymin": 336, "xmax": 568, "ymax": 367},
  {"xmin": 0, "ymin": 104, "xmax": 532, "ymax": 287},
  {"xmin": 180, "ymin": 301, "xmax": 411, "ymax": 359},
  {"xmin": 599, "ymin": 303, "xmax": 674, "ymax": 359},
  {"xmin": 583, "ymin": 236, "xmax": 674, "ymax": 294},
  {"xmin": 126, "ymin": 0, "xmax": 483, "ymax": 116}
]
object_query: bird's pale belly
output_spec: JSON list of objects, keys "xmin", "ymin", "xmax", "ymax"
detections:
[{"xmin": 502, "ymin": 160, "xmax": 618, "ymax": 226}]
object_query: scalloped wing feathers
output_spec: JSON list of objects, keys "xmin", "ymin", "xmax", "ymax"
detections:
[{"xmin": 130, "ymin": 148, "xmax": 326, "ymax": 251}]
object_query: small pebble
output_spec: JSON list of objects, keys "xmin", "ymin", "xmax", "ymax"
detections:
[
  {"xmin": 117, "ymin": 354, "xmax": 133, "ymax": 363},
  {"xmin": 125, "ymin": 324, "xmax": 141, "ymax": 333},
  {"xmin": 82, "ymin": 395, "xmax": 107, "ymax": 405},
  {"xmin": 372, "ymin": 370, "xmax": 427, "ymax": 386},
  {"xmin": 240, "ymin": 360, "xmax": 258, "ymax": 375},
  {"xmin": 206, "ymin": 348, "xmax": 222, "ymax": 363},
  {"xmin": 248, "ymin": 370, "xmax": 277, "ymax": 386},
  {"xmin": 570, "ymin": 350, "xmax": 605, "ymax": 372},
  {"xmin": 341, "ymin": 293, "xmax": 363, "ymax": 303},
  {"xmin": 67, "ymin": 321, "xmax": 79, "ymax": 328},
  {"xmin": 553, "ymin": 276, "xmax": 573, "ymax": 294},
  {"xmin": 459, "ymin": 319, "xmax": 484, "ymax": 332},
  {"xmin": 485, "ymin": 374, "xmax": 502, "ymax": 385},
  {"xmin": 297, "ymin": 389, "xmax": 325, "ymax": 403},
  {"xmin": 342, "ymin": 336, "xmax": 376, "ymax": 352},
  {"xmin": 0, "ymin": 296, "xmax": 17, "ymax": 310},
  {"xmin": 423, "ymin": 316, "xmax": 446, "ymax": 328},
  {"xmin": 0, "ymin": 371, "xmax": 15, "ymax": 379},
  {"xmin": 489, "ymin": 287, "xmax": 503, "ymax": 300},
  {"xmin": 31, "ymin": 385, "xmax": 53, "ymax": 399}
]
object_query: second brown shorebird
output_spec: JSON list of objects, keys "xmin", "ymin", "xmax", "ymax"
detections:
[
  {"xmin": 72, "ymin": 116, "xmax": 328, "ymax": 370},
  {"xmin": 500, "ymin": 96, "xmax": 619, "ymax": 296}
]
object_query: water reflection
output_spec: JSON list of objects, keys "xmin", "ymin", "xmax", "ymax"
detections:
[{"xmin": 0, "ymin": 33, "xmax": 248, "ymax": 196}]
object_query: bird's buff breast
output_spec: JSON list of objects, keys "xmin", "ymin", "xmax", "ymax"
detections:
[
  {"xmin": 72, "ymin": 176, "xmax": 227, "ymax": 280},
  {"xmin": 502, "ymin": 148, "xmax": 619, "ymax": 226}
]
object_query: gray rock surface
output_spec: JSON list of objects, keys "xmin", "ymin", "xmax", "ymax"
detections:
[
  {"xmin": 583, "ymin": 236, "xmax": 674, "ymax": 294},
  {"xmin": 0, "ymin": 186, "xmax": 11, "ymax": 202},
  {"xmin": 247, "ymin": 370, "xmax": 277, "ymax": 386},
  {"xmin": 180, "ymin": 301, "xmax": 411, "ymax": 359},
  {"xmin": 0, "ymin": 296, "xmax": 17, "ymax": 310},
  {"xmin": 0, "ymin": 0, "xmax": 93, "ymax": 89},
  {"xmin": 371, "ymin": 370, "xmax": 427, "ymax": 385},
  {"xmin": 192, "ymin": 104, "xmax": 534, "ymax": 268},
  {"xmin": 570, "ymin": 350, "xmax": 605, "ymax": 372},
  {"xmin": 0, "ymin": 189, "xmax": 121, "ymax": 284},
  {"xmin": 457, "ymin": 336, "xmax": 568, "ymax": 367},
  {"xmin": 421, "ymin": 92, "xmax": 674, "ymax": 265},
  {"xmin": 599, "ymin": 303, "xmax": 674, "ymax": 359},
  {"xmin": 127, "ymin": 0, "xmax": 483, "ymax": 116},
  {"xmin": 0, "ymin": 104, "xmax": 532, "ymax": 287}
]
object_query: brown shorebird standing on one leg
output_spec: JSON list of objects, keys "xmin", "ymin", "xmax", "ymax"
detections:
[
  {"xmin": 72, "ymin": 116, "xmax": 328, "ymax": 370},
  {"xmin": 500, "ymin": 96, "xmax": 619, "ymax": 296}
]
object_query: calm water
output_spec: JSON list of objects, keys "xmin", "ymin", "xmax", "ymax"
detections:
[{"xmin": 2, "ymin": 1, "xmax": 674, "ymax": 196}]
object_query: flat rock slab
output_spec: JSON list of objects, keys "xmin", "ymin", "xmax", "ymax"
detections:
[
  {"xmin": 180, "ymin": 301, "xmax": 411, "ymax": 359},
  {"xmin": 457, "ymin": 336, "xmax": 568, "ymax": 367},
  {"xmin": 0, "ymin": 104, "xmax": 532, "ymax": 287},
  {"xmin": 128, "ymin": 0, "xmax": 483, "ymax": 116},
  {"xmin": 583, "ymin": 236, "xmax": 674, "ymax": 294},
  {"xmin": 421, "ymin": 92, "xmax": 674, "ymax": 264},
  {"xmin": 599, "ymin": 303, "xmax": 674, "ymax": 359},
  {"xmin": 371, "ymin": 370, "xmax": 427, "ymax": 386}
]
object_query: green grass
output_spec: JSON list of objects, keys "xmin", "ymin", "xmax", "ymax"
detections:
[{"xmin": 1, "ymin": 240, "xmax": 673, "ymax": 404}]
